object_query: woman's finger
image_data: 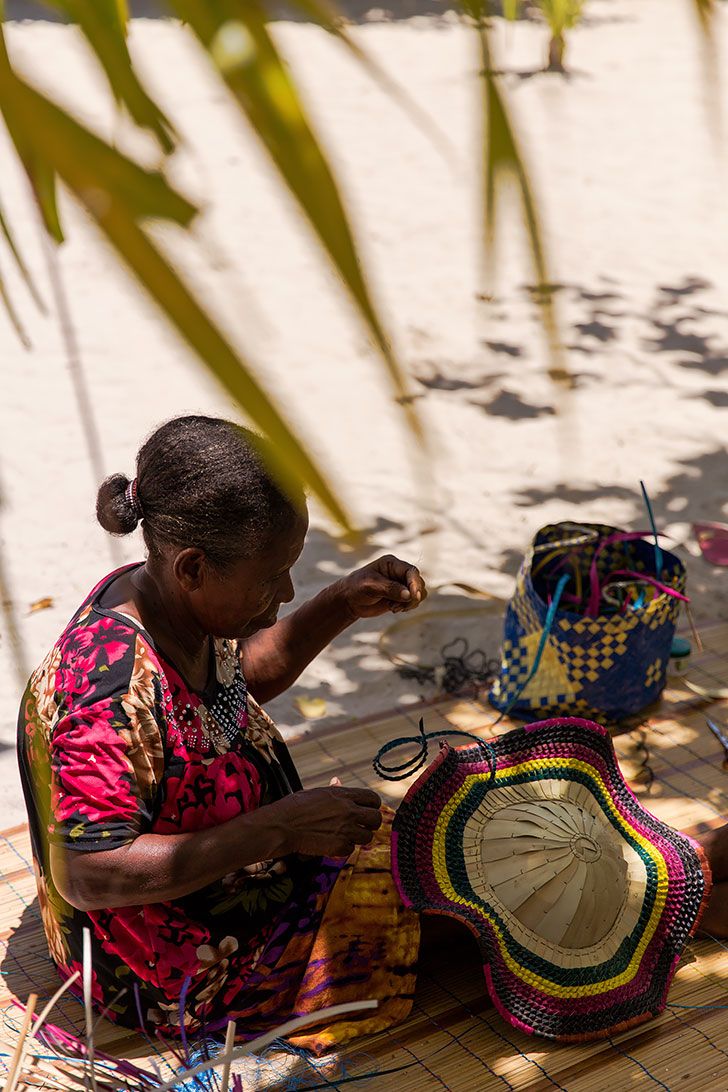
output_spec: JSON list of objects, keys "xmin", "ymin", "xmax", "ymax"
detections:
[
  {"xmin": 367, "ymin": 577, "xmax": 411, "ymax": 603},
  {"xmin": 405, "ymin": 565, "xmax": 426, "ymax": 602},
  {"xmin": 355, "ymin": 807, "xmax": 384, "ymax": 831},
  {"xmin": 344, "ymin": 787, "xmax": 382, "ymax": 808}
]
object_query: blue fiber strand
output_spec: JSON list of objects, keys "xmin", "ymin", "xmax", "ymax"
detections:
[
  {"xmin": 640, "ymin": 480, "xmax": 663, "ymax": 576},
  {"xmin": 609, "ymin": 1036, "xmax": 671, "ymax": 1090},
  {"xmin": 500, "ymin": 571, "xmax": 570, "ymax": 719}
]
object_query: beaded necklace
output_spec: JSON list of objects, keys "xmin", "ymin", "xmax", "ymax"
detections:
[{"xmin": 161, "ymin": 639, "xmax": 249, "ymax": 755}]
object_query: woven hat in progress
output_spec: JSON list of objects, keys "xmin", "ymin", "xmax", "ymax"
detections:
[{"xmin": 392, "ymin": 717, "xmax": 711, "ymax": 1041}]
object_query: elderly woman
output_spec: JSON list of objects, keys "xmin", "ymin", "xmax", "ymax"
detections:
[{"xmin": 18, "ymin": 414, "xmax": 428, "ymax": 1054}]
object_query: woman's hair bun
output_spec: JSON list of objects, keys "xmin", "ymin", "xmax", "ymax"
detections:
[{"xmin": 96, "ymin": 474, "xmax": 140, "ymax": 536}]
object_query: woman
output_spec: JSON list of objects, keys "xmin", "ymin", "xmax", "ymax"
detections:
[{"xmin": 18, "ymin": 414, "xmax": 428, "ymax": 1055}]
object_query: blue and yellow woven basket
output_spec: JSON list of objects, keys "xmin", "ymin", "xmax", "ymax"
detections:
[{"xmin": 489, "ymin": 523, "xmax": 686, "ymax": 723}]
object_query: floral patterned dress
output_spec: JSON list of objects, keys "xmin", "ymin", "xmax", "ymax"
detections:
[{"xmin": 17, "ymin": 565, "xmax": 419, "ymax": 1054}]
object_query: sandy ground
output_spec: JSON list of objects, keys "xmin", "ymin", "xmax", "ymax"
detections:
[{"xmin": 1, "ymin": 0, "xmax": 728, "ymax": 826}]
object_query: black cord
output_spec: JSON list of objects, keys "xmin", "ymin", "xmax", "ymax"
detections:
[
  {"xmin": 396, "ymin": 637, "xmax": 500, "ymax": 694},
  {"xmin": 372, "ymin": 716, "xmax": 497, "ymax": 783}
]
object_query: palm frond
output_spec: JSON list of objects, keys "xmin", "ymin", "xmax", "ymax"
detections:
[
  {"xmin": 0, "ymin": 257, "xmax": 31, "ymax": 346},
  {"xmin": 41, "ymin": 0, "xmax": 175, "ymax": 152},
  {"xmin": 692, "ymin": 0, "xmax": 714, "ymax": 32},
  {"xmin": 689, "ymin": 0, "xmax": 722, "ymax": 141},
  {"xmin": 538, "ymin": 0, "xmax": 584, "ymax": 35},
  {"xmin": 477, "ymin": 20, "xmax": 567, "ymax": 383},
  {"xmin": 0, "ymin": 26, "xmax": 354, "ymax": 530},
  {"xmin": 172, "ymin": 0, "xmax": 422, "ymax": 441},
  {"xmin": 98, "ymin": 206, "xmax": 354, "ymax": 529},
  {"xmin": 114, "ymin": 0, "xmax": 130, "ymax": 32},
  {"xmin": 0, "ymin": 25, "xmax": 64, "ymax": 242},
  {"xmin": 285, "ymin": 0, "xmax": 454, "ymax": 160},
  {"xmin": 0, "ymin": 193, "xmax": 44, "ymax": 310}
]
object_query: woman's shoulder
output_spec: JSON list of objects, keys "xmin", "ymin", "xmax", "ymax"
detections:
[{"xmin": 30, "ymin": 605, "xmax": 164, "ymax": 719}]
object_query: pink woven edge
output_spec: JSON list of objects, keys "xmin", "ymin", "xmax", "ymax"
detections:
[
  {"xmin": 391, "ymin": 742, "xmax": 470, "ymax": 909},
  {"xmin": 521, "ymin": 715, "xmax": 609, "ymax": 739},
  {"xmin": 651, "ymin": 837, "xmax": 714, "ymax": 1016}
]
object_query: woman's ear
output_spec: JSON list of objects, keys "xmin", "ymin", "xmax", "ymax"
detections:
[{"xmin": 173, "ymin": 548, "xmax": 207, "ymax": 592}]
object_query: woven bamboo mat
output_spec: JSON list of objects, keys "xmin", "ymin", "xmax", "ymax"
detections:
[{"xmin": 5, "ymin": 623, "xmax": 728, "ymax": 1090}]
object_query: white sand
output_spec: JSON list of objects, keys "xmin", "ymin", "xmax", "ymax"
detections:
[{"xmin": 1, "ymin": 0, "xmax": 728, "ymax": 824}]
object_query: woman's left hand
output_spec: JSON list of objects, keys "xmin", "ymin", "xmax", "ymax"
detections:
[{"xmin": 336, "ymin": 555, "xmax": 428, "ymax": 621}]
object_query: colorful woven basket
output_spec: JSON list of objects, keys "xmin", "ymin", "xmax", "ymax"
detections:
[
  {"xmin": 489, "ymin": 523, "xmax": 687, "ymax": 723},
  {"xmin": 392, "ymin": 717, "xmax": 710, "ymax": 1041}
]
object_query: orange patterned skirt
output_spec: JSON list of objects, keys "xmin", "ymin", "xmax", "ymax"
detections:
[{"xmin": 287, "ymin": 805, "xmax": 420, "ymax": 1055}]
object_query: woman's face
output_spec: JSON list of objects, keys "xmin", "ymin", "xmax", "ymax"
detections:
[{"xmin": 175, "ymin": 511, "xmax": 309, "ymax": 640}]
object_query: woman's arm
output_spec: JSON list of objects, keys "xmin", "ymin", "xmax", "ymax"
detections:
[
  {"xmin": 239, "ymin": 583, "xmax": 353, "ymax": 705},
  {"xmin": 50, "ymin": 785, "xmax": 383, "ymax": 911},
  {"xmin": 241, "ymin": 555, "xmax": 427, "ymax": 704}
]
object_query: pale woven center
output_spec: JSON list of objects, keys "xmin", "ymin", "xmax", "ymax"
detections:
[
  {"xmin": 461, "ymin": 778, "xmax": 647, "ymax": 963},
  {"xmin": 570, "ymin": 833, "xmax": 601, "ymax": 863}
]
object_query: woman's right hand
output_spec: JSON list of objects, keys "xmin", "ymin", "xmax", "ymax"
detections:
[{"xmin": 273, "ymin": 785, "xmax": 383, "ymax": 857}]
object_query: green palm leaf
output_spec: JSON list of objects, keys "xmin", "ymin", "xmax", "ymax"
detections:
[
  {"xmin": 286, "ymin": 0, "xmax": 453, "ymax": 159},
  {"xmin": 475, "ymin": 13, "xmax": 567, "ymax": 383},
  {"xmin": 689, "ymin": 0, "xmax": 721, "ymax": 140},
  {"xmin": 98, "ymin": 211, "xmax": 353, "ymax": 529},
  {"xmin": 0, "ymin": 194, "xmax": 44, "ymax": 310},
  {"xmin": 692, "ymin": 0, "xmax": 714, "ymax": 31},
  {"xmin": 0, "ymin": 30, "xmax": 353, "ymax": 530},
  {"xmin": 0, "ymin": 260, "xmax": 30, "ymax": 347},
  {"xmin": 0, "ymin": 28, "xmax": 63, "ymax": 242},
  {"xmin": 171, "ymin": 0, "xmax": 422, "ymax": 440},
  {"xmin": 538, "ymin": 0, "xmax": 584, "ymax": 36},
  {"xmin": 41, "ymin": 0, "xmax": 175, "ymax": 152}
]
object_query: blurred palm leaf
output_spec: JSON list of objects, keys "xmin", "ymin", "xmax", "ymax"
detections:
[
  {"xmin": 689, "ymin": 0, "xmax": 721, "ymax": 140},
  {"xmin": 536, "ymin": 0, "xmax": 584, "ymax": 70},
  {"xmin": 99, "ymin": 212, "xmax": 354, "ymax": 529},
  {"xmin": 693, "ymin": 0, "xmax": 714, "ymax": 31},
  {"xmin": 8, "ymin": 0, "xmax": 715, "ymax": 522},
  {"xmin": 0, "ymin": 24, "xmax": 64, "ymax": 244},
  {"xmin": 0, "ymin": 195, "xmax": 44, "ymax": 309},
  {"xmin": 0, "ymin": 27, "xmax": 353, "ymax": 530},
  {"xmin": 485, "ymin": 68, "xmax": 564, "ymax": 381},
  {"xmin": 24, "ymin": 157, "xmax": 64, "ymax": 242},
  {"xmin": 284, "ymin": 0, "xmax": 454, "ymax": 158},
  {"xmin": 538, "ymin": 0, "xmax": 584, "ymax": 35},
  {"xmin": 0, "ymin": 259, "xmax": 30, "ymax": 347},
  {"xmin": 172, "ymin": 0, "xmax": 422, "ymax": 439},
  {"xmin": 467, "ymin": 7, "xmax": 566, "ymax": 382},
  {"xmin": 115, "ymin": 0, "xmax": 130, "ymax": 31},
  {"xmin": 42, "ymin": 0, "xmax": 175, "ymax": 152}
]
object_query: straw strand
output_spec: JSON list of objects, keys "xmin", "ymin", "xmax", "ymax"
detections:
[{"xmin": 3, "ymin": 992, "xmax": 37, "ymax": 1092}]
